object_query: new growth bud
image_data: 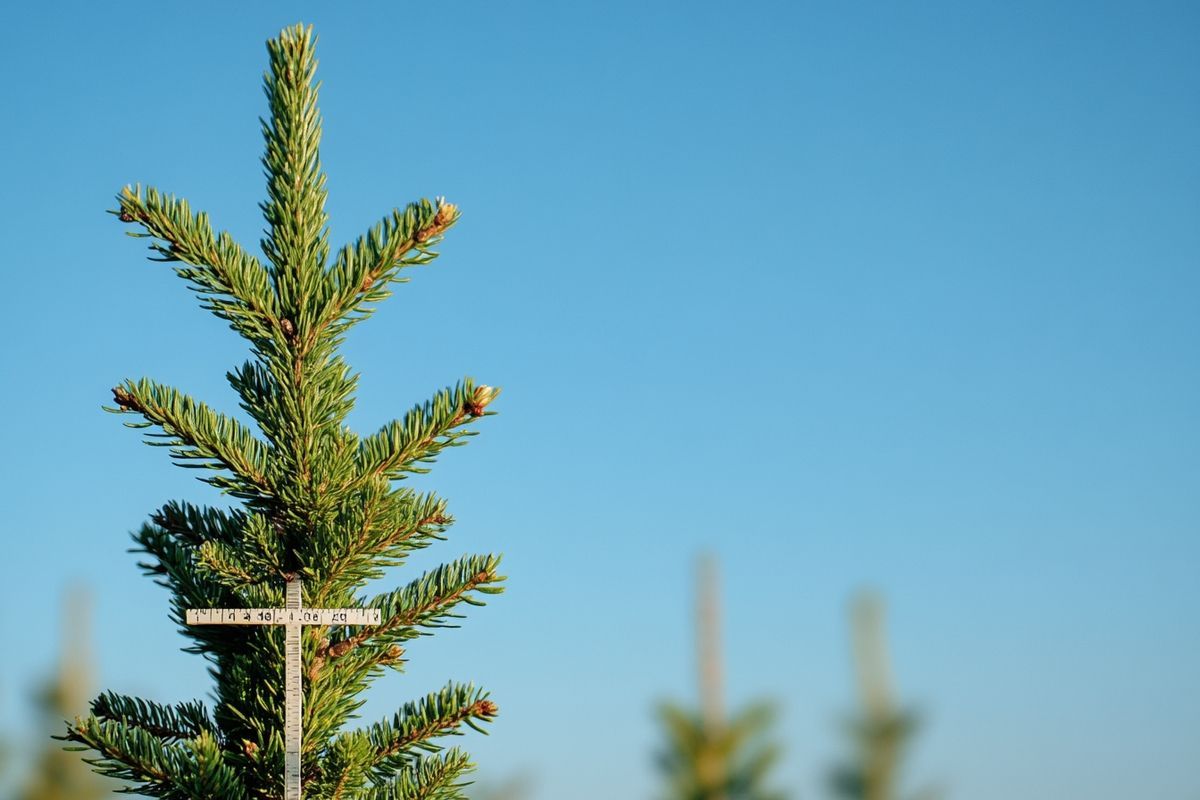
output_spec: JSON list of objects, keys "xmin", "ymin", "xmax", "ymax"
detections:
[
  {"xmin": 111, "ymin": 386, "xmax": 138, "ymax": 412},
  {"xmin": 434, "ymin": 201, "xmax": 458, "ymax": 227},
  {"xmin": 415, "ymin": 198, "xmax": 459, "ymax": 243},
  {"xmin": 466, "ymin": 385, "xmax": 499, "ymax": 417}
]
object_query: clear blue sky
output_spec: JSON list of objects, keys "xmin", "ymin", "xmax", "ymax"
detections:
[{"xmin": 2, "ymin": 2, "xmax": 1197, "ymax": 798}]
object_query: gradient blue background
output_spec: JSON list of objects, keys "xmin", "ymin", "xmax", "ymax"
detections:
[{"xmin": 2, "ymin": 2, "xmax": 1197, "ymax": 798}]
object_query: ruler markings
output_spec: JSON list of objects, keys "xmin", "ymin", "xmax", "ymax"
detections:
[
  {"xmin": 184, "ymin": 577, "xmax": 381, "ymax": 799},
  {"xmin": 284, "ymin": 579, "xmax": 302, "ymax": 800},
  {"xmin": 185, "ymin": 608, "xmax": 380, "ymax": 626}
]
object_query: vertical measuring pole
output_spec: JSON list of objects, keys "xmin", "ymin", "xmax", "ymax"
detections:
[
  {"xmin": 185, "ymin": 580, "xmax": 379, "ymax": 798},
  {"xmin": 284, "ymin": 577, "xmax": 303, "ymax": 800}
]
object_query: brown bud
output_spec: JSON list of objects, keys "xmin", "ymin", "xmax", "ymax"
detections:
[
  {"xmin": 111, "ymin": 386, "xmax": 138, "ymax": 411},
  {"xmin": 328, "ymin": 640, "xmax": 354, "ymax": 658},
  {"xmin": 279, "ymin": 318, "xmax": 297, "ymax": 341},
  {"xmin": 477, "ymin": 699, "xmax": 499, "ymax": 717},
  {"xmin": 415, "ymin": 200, "xmax": 458, "ymax": 243},
  {"xmin": 465, "ymin": 384, "xmax": 499, "ymax": 417},
  {"xmin": 118, "ymin": 211, "xmax": 135, "ymax": 223},
  {"xmin": 242, "ymin": 739, "xmax": 259, "ymax": 758}
]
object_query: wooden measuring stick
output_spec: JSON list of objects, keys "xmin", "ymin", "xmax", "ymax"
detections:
[{"xmin": 186, "ymin": 577, "xmax": 380, "ymax": 799}]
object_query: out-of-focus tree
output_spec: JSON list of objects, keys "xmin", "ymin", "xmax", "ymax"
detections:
[
  {"xmin": 19, "ymin": 588, "xmax": 113, "ymax": 800},
  {"xmin": 656, "ymin": 556, "xmax": 787, "ymax": 800},
  {"xmin": 829, "ymin": 593, "xmax": 937, "ymax": 800},
  {"xmin": 469, "ymin": 773, "xmax": 534, "ymax": 800}
]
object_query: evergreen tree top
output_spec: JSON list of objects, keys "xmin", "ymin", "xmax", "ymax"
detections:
[{"xmin": 64, "ymin": 23, "xmax": 505, "ymax": 799}]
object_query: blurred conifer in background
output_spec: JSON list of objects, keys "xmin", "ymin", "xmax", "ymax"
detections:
[
  {"xmin": 20, "ymin": 589, "xmax": 113, "ymax": 800},
  {"xmin": 655, "ymin": 556, "xmax": 786, "ymax": 800},
  {"xmin": 829, "ymin": 594, "xmax": 937, "ymax": 800}
]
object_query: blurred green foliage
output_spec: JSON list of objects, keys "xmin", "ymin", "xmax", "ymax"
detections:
[
  {"xmin": 18, "ymin": 589, "xmax": 113, "ymax": 800},
  {"xmin": 655, "ymin": 556, "xmax": 786, "ymax": 800},
  {"xmin": 829, "ymin": 593, "xmax": 937, "ymax": 800},
  {"xmin": 656, "ymin": 700, "xmax": 787, "ymax": 800}
]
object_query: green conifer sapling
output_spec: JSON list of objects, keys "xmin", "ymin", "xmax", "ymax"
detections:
[{"xmin": 64, "ymin": 24, "xmax": 504, "ymax": 799}]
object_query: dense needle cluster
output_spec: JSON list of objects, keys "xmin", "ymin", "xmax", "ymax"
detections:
[{"xmin": 64, "ymin": 24, "xmax": 504, "ymax": 799}]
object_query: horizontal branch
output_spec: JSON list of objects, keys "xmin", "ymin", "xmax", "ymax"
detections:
[
  {"xmin": 151, "ymin": 501, "xmax": 247, "ymax": 548},
  {"xmin": 63, "ymin": 716, "xmax": 175, "ymax": 788},
  {"xmin": 91, "ymin": 692, "xmax": 216, "ymax": 743},
  {"xmin": 63, "ymin": 718, "xmax": 243, "ymax": 796}
]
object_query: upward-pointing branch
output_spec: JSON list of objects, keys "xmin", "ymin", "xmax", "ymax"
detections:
[
  {"xmin": 110, "ymin": 378, "xmax": 274, "ymax": 500},
  {"xmin": 114, "ymin": 185, "xmax": 280, "ymax": 343},
  {"xmin": 320, "ymin": 198, "xmax": 460, "ymax": 336},
  {"xmin": 260, "ymin": 23, "xmax": 330, "ymax": 314},
  {"xmin": 355, "ymin": 382, "xmax": 500, "ymax": 484}
]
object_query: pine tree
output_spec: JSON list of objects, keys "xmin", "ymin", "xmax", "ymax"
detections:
[
  {"xmin": 829, "ymin": 594, "xmax": 935, "ymax": 800},
  {"xmin": 21, "ymin": 588, "xmax": 114, "ymax": 800},
  {"xmin": 63, "ymin": 24, "xmax": 504, "ymax": 799},
  {"xmin": 655, "ymin": 556, "xmax": 786, "ymax": 800}
]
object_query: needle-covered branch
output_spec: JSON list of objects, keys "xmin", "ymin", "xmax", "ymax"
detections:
[
  {"xmin": 64, "ymin": 719, "xmax": 245, "ymax": 799},
  {"xmin": 309, "ymin": 488, "xmax": 454, "ymax": 596},
  {"xmin": 114, "ymin": 185, "xmax": 279, "ymax": 343},
  {"xmin": 91, "ymin": 693, "xmax": 217, "ymax": 743},
  {"xmin": 366, "ymin": 684, "xmax": 497, "ymax": 775},
  {"xmin": 321, "ymin": 199, "xmax": 460, "ymax": 335},
  {"xmin": 357, "ymin": 382, "xmax": 499, "ymax": 482},
  {"xmin": 132, "ymin": 521, "xmax": 250, "ymax": 638},
  {"xmin": 324, "ymin": 554, "xmax": 504, "ymax": 661},
  {"xmin": 151, "ymin": 501, "xmax": 247, "ymax": 548},
  {"xmin": 361, "ymin": 748, "xmax": 474, "ymax": 800},
  {"xmin": 142, "ymin": 503, "xmax": 282, "ymax": 590},
  {"xmin": 110, "ymin": 379, "xmax": 274, "ymax": 500}
]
